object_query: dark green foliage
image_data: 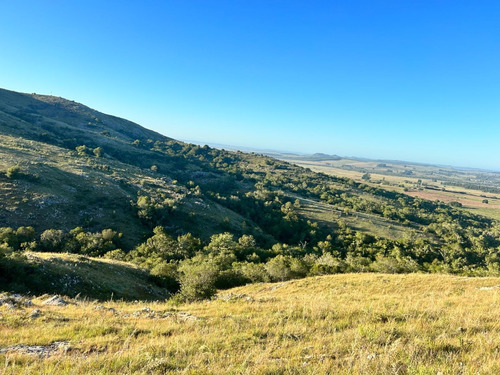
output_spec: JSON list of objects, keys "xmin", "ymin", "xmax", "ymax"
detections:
[
  {"xmin": 178, "ymin": 256, "xmax": 219, "ymax": 301},
  {"xmin": 6, "ymin": 165, "xmax": 21, "ymax": 179}
]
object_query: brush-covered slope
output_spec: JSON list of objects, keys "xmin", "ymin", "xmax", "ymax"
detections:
[
  {"xmin": 2, "ymin": 273, "xmax": 500, "ymax": 374},
  {"xmin": 1, "ymin": 87, "xmax": 499, "ymax": 277}
]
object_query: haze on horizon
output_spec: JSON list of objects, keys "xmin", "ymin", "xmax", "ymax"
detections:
[{"xmin": 1, "ymin": 1, "xmax": 499, "ymax": 170}]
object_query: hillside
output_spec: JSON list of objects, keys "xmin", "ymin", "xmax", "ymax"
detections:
[
  {"xmin": 1, "ymin": 252, "xmax": 169, "ymax": 301},
  {"xmin": 1, "ymin": 87, "xmax": 500, "ymax": 299},
  {"xmin": 2, "ymin": 273, "xmax": 500, "ymax": 374}
]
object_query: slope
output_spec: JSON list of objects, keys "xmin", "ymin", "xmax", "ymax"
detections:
[
  {"xmin": 1, "ymin": 87, "xmax": 499, "ymax": 278},
  {"xmin": 2, "ymin": 273, "xmax": 500, "ymax": 374}
]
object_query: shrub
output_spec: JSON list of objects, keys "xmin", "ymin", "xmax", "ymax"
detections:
[
  {"xmin": 289, "ymin": 257, "xmax": 309, "ymax": 278},
  {"xmin": 178, "ymin": 257, "xmax": 219, "ymax": 301},
  {"xmin": 39, "ymin": 229, "xmax": 66, "ymax": 252},
  {"xmin": 150, "ymin": 261, "xmax": 180, "ymax": 292},
  {"xmin": 265, "ymin": 255, "xmax": 293, "ymax": 281},
  {"xmin": 215, "ymin": 269, "xmax": 247, "ymax": 289},
  {"xmin": 309, "ymin": 253, "xmax": 346, "ymax": 275},
  {"xmin": 6, "ymin": 166, "xmax": 21, "ymax": 179},
  {"xmin": 93, "ymin": 147, "xmax": 103, "ymax": 157},
  {"xmin": 370, "ymin": 255, "xmax": 420, "ymax": 273},
  {"xmin": 104, "ymin": 249, "xmax": 127, "ymax": 261},
  {"xmin": 237, "ymin": 262, "xmax": 270, "ymax": 283},
  {"xmin": 344, "ymin": 255, "xmax": 372, "ymax": 272}
]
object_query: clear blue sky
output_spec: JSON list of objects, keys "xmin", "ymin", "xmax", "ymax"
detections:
[{"xmin": 1, "ymin": 1, "xmax": 499, "ymax": 170}]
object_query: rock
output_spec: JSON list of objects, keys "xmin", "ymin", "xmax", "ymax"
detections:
[
  {"xmin": 177, "ymin": 312, "xmax": 201, "ymax": 322},
  {"xmin": 0, "ymin": 341, "xmax": 70, "ymax": 357},
  {"xmin": 479, "ymin": 285, "xmax": 500, "ymax": 290},
  {"xmin": 218, "ymin": 293, "xmax": 255, "ymax": 302},
  {"xmin": 42, "ymin": 296, "xmax": 68, "ymax": 306},
  {"xmin": 95, "ymin": 305, "xmax": 117, "ymax": 313},
  {"xmin": 29, "ymin": 309, "xmax": 41, "ymax": 318}
]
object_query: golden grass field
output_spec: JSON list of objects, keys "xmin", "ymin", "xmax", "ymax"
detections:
[{"xmin": 2, "ymin": 273, "xmax": 500, "ymax": 374}]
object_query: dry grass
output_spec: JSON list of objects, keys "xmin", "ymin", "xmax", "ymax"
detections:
[{"xmin": 2, "ymin": 273, "xmax": 500, "ymax": 374}]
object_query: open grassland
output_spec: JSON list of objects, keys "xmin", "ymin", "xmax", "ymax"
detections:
[{"xmin": 2, "ymin": 273, "xmax": 500, "ymax": 374}]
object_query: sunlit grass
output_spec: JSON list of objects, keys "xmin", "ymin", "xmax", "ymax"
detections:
[{"xmin": 2, "ymin": 273, "xmax": 500, "ymax": 374}]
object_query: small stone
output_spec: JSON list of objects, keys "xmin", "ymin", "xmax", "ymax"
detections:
[
  {"xmin": 29, "ymin": 309, "xmax": 41, "ymax": 318},
  {"xmin": 42, "ymin": 296, "xmax": 68, "ymax": 306}
]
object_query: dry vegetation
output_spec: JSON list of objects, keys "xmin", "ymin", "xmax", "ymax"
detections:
[{"xmin": 2, "ymin": 273, "xmax": 500, "ymax": 374}]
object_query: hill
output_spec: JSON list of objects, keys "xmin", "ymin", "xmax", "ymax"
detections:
[
  {"xmin": 2, "ymin": 273, "xmax": 500, "ymax": 374},
  {"xmin": 1, "ymin": 87, "xmax": 500, "ymax": 299}
]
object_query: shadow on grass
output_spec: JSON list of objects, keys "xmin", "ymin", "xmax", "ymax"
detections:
[{"xmin": 0, "ymin": 254, "xmax": 171, "ymax": 301}]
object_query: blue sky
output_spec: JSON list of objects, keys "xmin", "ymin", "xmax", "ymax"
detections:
[{"xmin": 1, "ymin": 1, "xmax": 499, "ymax": 170}]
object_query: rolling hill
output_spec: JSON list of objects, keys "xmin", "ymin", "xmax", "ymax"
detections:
[{"xmin": 1, "ymin": 87, "xmax": 500, "ymax": 298}]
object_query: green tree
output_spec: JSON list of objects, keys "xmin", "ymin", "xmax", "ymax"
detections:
[
  {"xmin": 178, "ymin": 256, "xmax": 219, "ymax": 301},
  {"xmin": 39, "ymin": 229, "xmax": 66, "ymax": 252},
  {"xmin": 93, "ymin": 147, "xmax": 103, "ymax": 157},
  {"xmin": 5, "ymin": 166, "xmax": 21, "ymax": 179}
]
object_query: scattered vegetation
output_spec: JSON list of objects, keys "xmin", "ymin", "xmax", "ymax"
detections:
[{"xmin": 1, "ymin": 88, "xmax": 500, "ymax": 301}]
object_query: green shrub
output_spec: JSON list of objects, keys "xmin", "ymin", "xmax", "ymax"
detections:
[
  {"xmin": 309, "ymin": 253, "xmax": 346, "ymax": 275},
  {"xmin": 150, "ymin": 261, "xmax": 180, "ymax": 291},
  {"xmin": 265, "ymin": 255, "xmax": 293, "ymax": 281},
  {"xmin": 215, "ymin": 269, "xmax": 247, "ymax": 289},
  {"xmin": 104, "ymin": 249, "xmax": 127, "ymax": 261},
  {"xmin": 178, "ymin": 257, "xmax": 219, "ymax": 301},
  {"xmin": 39, "ymin": 229, "xmax": 66, "ymax": 252},
  {"xmin": 345, "ymin": 255, "xmax": 372, "ymax": 272},
  {"xmin": 237, "ymin": 262, "xmax": 270, "ymax": 283},
  {"xmin": 6, "ymin": 166, "xmax": 21, "ymax": 179},
  {"xmin": 370, "ymin": 255, "xmax": 420, "ymax": 273}
]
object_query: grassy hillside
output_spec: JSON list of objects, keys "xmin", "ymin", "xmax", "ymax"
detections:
[
  {"xmin": 0, "ymin": 252, "xmax": 169, "ymax": 301},
  {"xmin": 2, "ymin": 273, "xmax": 500, "ymax": 374}
]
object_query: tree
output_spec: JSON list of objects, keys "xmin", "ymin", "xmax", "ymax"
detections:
[
  {"xmin": 265, "ymin": 255, "xmax": 293, "ymax": 281},
  {"xmin": 93, "ymin": 147, "xmax": 103, "ymax": 157},
  {"xmin": 6, "ymin": 166, "xmax": 21, "ymax": 179},
  {"xmin": 39, "ymin": 229, "xmax": 66, "ymax": 252},
  {"xmin": 75, "ymin": 145, "xmax": 90, "ymax": 156},
  {"xmin": 178, "ymin": 256, "xmax": 219, "ymax": 300}
]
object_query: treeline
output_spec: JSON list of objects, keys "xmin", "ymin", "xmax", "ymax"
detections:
[{"xmin": 2, "ymin": 218, "xmax": 500, "ymax": 301}]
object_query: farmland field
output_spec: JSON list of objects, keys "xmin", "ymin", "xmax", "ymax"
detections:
[{"xmin": 272, "ymin": 155, "xmax": 500, "ymax": 221}]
